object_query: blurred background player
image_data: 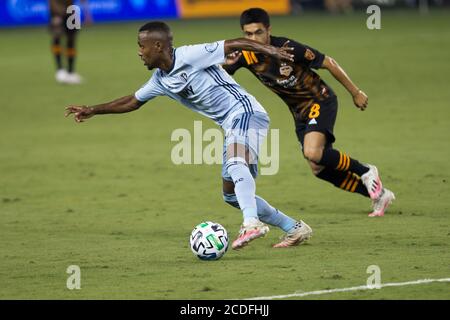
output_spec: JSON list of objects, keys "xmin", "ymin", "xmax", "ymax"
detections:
[
  {"xmin": 324, "ymin": 0, "xmax": 353, "ymax": 14},
  {"xmin": 49, "ymin": 0, "xmax": 92, "ymax": 84},
  {"xmin": 290, "ymin": 0, "xmax": 353, "ymax": 15},
  {"xmin": 65, "ymin": 22, "xmax": 313, "ymax": 249},
  {"xmin": 223, "ymin": 8, "xmax": 395, "ymax": 217}
]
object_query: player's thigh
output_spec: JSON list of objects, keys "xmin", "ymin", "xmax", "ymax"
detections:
[
  {"xmin": 49, "ymin": 14, "xmax": 65, "ymax": 37},
  {"xmin": 304, "ymin": 131, "xmax": 327, "ymax": 149},
  {"xmin": 307, "ymin": 160, "xmax": 325, "ymax": 175},
  {"xmin": 303, "ymin": 131, "xmax": 327, "ymax": 161},
  {"xmin": 295, "ymin": 127, "xmax": 325, "ymax": 173},
  {"xmin": 222, "ymin": 143, "xmax": 259, "ymax": 183},
  {"xmin": 225, "ymin": 143, "xmax": 250, "ymax": 163},
  {"xmin": 66, "ymin": 24, "xmax": 78, "ymax": 44}
]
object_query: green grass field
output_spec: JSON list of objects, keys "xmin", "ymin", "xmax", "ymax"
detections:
[{"xmin": 1, "ymin": 10, "xmax": 449, "ymax": 300}]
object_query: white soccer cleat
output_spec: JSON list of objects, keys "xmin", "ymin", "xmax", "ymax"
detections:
[
  {"xmin": 231, "ymin": 220, "xmax": 269, "ymax": 250},
  {"xmin": 55, "ymin": 69, "xmax": 68, "ymax": 83},
  {"xmin": 361, "ymin": 164, "xmax": 383, "ymax": 200},
  {"xmin": 64, "ymin": 72, "xmax": 83, "ymax": 85},
  {"xmin": 369, "ymin": 188, "xmax": 395, "ymax": 217},
  {"xmin": 273, "ymin": 221, "xmax": 312, "ymax": 248}
]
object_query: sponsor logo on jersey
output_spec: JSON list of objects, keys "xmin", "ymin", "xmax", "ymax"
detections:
[
  {"xmin": 279, "ymin": 64, "xmax": 293, "ymax": 77},
  {"xmin": 276, "ymin": 75, "xmax": 298, "ymax": 88}
]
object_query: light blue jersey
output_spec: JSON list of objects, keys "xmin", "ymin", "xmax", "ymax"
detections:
[{"xmin": 134, "ymin": 40, "xmax": 267, "ymax": 127}]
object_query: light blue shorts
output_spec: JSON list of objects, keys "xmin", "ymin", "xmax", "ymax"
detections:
[{"xmin": 221, "ymin": 112, "xmax": 270, "ymax": 182}]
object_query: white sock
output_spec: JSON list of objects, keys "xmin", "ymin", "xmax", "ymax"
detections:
[{"xmin": 226, "ymin": 158, "xmax": 258, "ymax": 223}]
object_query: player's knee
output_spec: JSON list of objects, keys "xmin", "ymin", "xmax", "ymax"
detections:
[
  {"xmin": 223, "ymin": 192, "xmax": 240, "ymax": 209},
  {"xmin": 311, "ymin": 166, "xmax": 324, "ymax": 176},
  {"xmin": 225, "ymin": 157, "xmax": 248, "ymax": 175},
  {"xmin": 305, "ymin": 159, "xmax": 324, "ymax": 176},
  {"xmin": 303, "ymin": 147, "xmax": 323, "ymax": 164}
]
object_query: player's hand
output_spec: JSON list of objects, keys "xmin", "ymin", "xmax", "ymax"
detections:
[
  {"xmin": 65, "ymin": 105, "xmax": 95, "ymax": 123},
  {"xmin": 225, "ymin": 50, "xmax": 242, "ymax": 65},
  {"xmin": 353, "ymin": 90, "xmax": 368, "ymax": 111},
  {"xmin": 282, "ymin": 40, "xmax": 291, "ymax": 49},
  {"xmin": 269, "ymin": 41, "xmax": 294, "ymax": 62}
]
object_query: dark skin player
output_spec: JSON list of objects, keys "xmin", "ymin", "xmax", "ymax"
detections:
[
  {"xmin": 64, "ymin": 31, "xmax": 293, "ymax": 120},
  {"xmin": 64, "ymin": 25, "xmax": 295, "ymax": 196}
]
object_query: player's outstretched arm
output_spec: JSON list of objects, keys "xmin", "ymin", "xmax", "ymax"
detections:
[
  {"xmin": 224, "ymin": 38, "xmax": 294, "ymax": 63},
  {"xmin": 321, "ymin": 56, "xmax": 368, "ymax": 111},
  {"xmin": 65, "ymin": 95, "xmax": 144, "ymax": 123}
]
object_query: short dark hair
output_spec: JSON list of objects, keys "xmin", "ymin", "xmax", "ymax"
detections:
[
  {"xmin": 139, "ymin": 21, "xmax": 171, "ymax": 35},
  {"xmin": 240, "ymin": 8, "xmax": 270, "ymax": 29}
]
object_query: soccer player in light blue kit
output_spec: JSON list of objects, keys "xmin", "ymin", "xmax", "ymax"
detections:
[{"xmin": 65, "ymin": 22, "xmax": 312, "ymax": 249}]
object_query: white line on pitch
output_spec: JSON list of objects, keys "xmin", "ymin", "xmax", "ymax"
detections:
[{"xmin": 243, "ymin": 278, "xmax": 450, "ymax": 300}]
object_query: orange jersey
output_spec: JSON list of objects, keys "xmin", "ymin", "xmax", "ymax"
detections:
[{"xmin": 224, "ymin": 36, "xmax": 335, "ymax": 122}]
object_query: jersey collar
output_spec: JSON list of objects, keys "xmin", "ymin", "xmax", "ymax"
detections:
[{"xmin": 166, "ymin": 47, "xmax": 177, "ymax": 74}]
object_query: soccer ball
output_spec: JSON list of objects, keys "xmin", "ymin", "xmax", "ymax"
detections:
[{"xmin": 190, "ymin": 221, "xmax": 229, "ymax": 260}]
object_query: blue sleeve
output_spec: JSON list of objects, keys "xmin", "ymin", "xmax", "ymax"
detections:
[
  {"xmin": 134, "ymin": 72, "xmax": 164, "ymax": 102},
  {"xmin": 180, "ymin": 40, "xmax": 226, "ymax": 70}
]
